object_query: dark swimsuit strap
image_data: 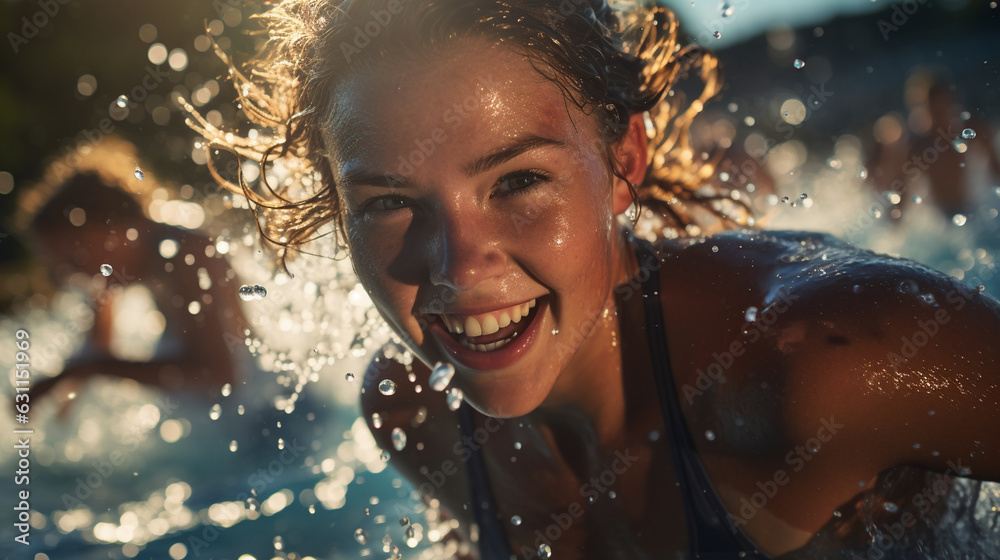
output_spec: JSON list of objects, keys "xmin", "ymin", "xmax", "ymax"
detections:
[
  {"xmin": 458, "ymin": 401, "xmax": 515, "ymax": 560},
  {"xmin": 632, "ymin": 237, "xmax": 768, "ymax": 559}
]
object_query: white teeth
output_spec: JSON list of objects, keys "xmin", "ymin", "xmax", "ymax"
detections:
[
  {"xmin": 464, "ymin": 316, "xmax": 482, "ymax": 337},
  {"xmin": 511, "ymin": 305, "xmax": 522, "ymax": 323},
  {"xmin": 459, "ymin": 336, "xmax": 513, "ymax": 352},
  {"xmin": 441, "ymin": 297, "xmax": 538, "ymax": 337},
  {"xmin": 481, "ymin": 315, "xmax": 500, "ymax": 336}
]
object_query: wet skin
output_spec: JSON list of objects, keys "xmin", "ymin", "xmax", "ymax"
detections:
[{"xmin": 335, "ymin": 41, "xmax": 1000, "ymax": 557}]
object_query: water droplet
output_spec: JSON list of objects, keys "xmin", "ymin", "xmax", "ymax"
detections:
[
  {"xmin": 793, "ymin": 59, "xmax": 805, "ymax": 69},
  {"xmin": 221, "ymin": 382, "xmax": 232, "ymax": 397},
  {"xmin": 116, "ymin": 95, "xmax": 128, "ymax": 108},
  {"xmin": 961, "ymin": 128, "xmax": 976, "ymax": 140},
  {"xmin": 912, "ymin": 195, "xmax": 922, "ymax": 204},
  {"xmin": 371, "ymin": 413, "xmax": 383, "ymax": 429},
  {"xmin": 976, "ymin": 285, "xmax": 986, "ymax": 293},
  {"xmin": 511, "ymin": 515, "xmax": 522, "ymax": 526},
  {"xmin": 273, "ymin": 536, "xmax": 284, "ymax": 551},
  {"xmin": 379, "ymin": 450, "xmax": 391, "ymax": 462},
  {"xmin": 800, "ymin": 193, "xmax": 808, "ymax": 199},
  {"xmin": 391, "ymin": 427, "xmax": 407, "ymax": 451},
  {"xmin": 713, "ymin": 30, "xmax": 722, "ymax": 39},
  {"xmin": 209, "ymin": 403, "xmax": 222, "ymax": 420},
  {"xmin": 870, "ymin": 207, "xmax": 882, "ymax": 219},
  {"xmin": 783, "ymin": 111, "xmax": 789, "ymax": 117},
  {"xmin": 345, "ymin": 372, "xmax": 355, "ymax": 382},
  {"xmin": 538, "ymin": 544, "xmax": 552, "ymax": 559},
  {"xmin": 229, "ymin": 440, "xmax": 238, "ymax": 452},
  {"xmin": 278, "ymin": 438, "xmax": 285, "ymax": 450},
  {"xmin": 133, "ymin": 167, "xmax": 144, "ymax": 180},
  {"xmin": 883, "ymin": 502, "xmax": 899, "ymax": 513},
  {"xmin": 832, "ymin": 509, "xmax": 842, "ymax": 518},
  {"xmin": 780, "ymin": 196, "xmax": 790, "ymax": 203},
  {"xmin": 253, "ymin": 285, "xmax": 267, "ymax": 299},
  {"xmin": 609, "ymin": 491, "xmax": 617, "ymax": 499},
  {"xmin": 711, "ymin": 245, "xmax": 719, "ymax": 253},
  {"xmin": 100, "ymin": 264, "xmax": 113, "ymax": 276},
  {"xmin": 429, "ymin": 361, "xmax": 455, "ymax": 391},
  {"xmin": 852, "ymin": 284, "xmax": 862, "ymax": 294},
  {"xmin": 245, "ymin": 497, "xmax": 260, "ymax": 511},
  {"xmin": 705, "ymin": 430, "xmax": 716, "ymax": 441},
  {"xmin": 354, "ymin": 528, "xmax": 369, "ymax": 545},
  {"xmin": 721, "ymin": 2, "xmax": 735, "ymax": 17},
  {"xmin": 551, "ymin": 329, "xmax": 560, "ymax": 335},
  {"xmin": 399, "ymin": 516, "xmax": 410, "ymax": 526},
  {"xmin": 308, "ymin": 504, "xmax": 316, "ymax": 514},
  {"xmin": 744, "ymin": 306, "xmax": 757, "ymax": 322},
  {"xmin": 514, "ymin": 441, "xmax": 522, "ymax": 450},
  {"xmin": 238, "ymin": 285, "xmax": 255, "ymax": 301},
  {"xmin": 897, "ymin": 279, "xmax": 918, "ymax": 294},
  {"xmin": 378, "ymin": 379, "xmax": 397, "ymax": 395},
  {"xmin": 446, "ymin": 387, "xmax": 464, "ymax": 411},
  {"xmin": 920, "ymin": 293, "xmax": 937, "ymax": 306},
  {"xmin": 952, "ymin": 214, "xmax": 967, "ymax": 226}
]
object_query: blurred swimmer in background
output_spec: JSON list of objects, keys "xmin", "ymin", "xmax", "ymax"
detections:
[{"xmin": 14, "ymin": 137, "xmax": 248, "ymax": 416}]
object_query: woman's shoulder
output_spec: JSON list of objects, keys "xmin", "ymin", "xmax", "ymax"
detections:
[
  {"xmin": 652, "ymin": 228, "xmax": 993, "ymax": 313},
  {"xmin": 649, "ymin": 227, "xmax": 1000, "ymax": 428}
]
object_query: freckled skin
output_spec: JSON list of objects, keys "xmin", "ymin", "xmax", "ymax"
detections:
[{"xmin": 344, "ymin": 41, "xmax": 1000, "ymax": 558}]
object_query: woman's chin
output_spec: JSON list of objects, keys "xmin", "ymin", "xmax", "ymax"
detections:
[{"xmin": 461, "ymin": 377, "xmax": 550, "ymax": 419}]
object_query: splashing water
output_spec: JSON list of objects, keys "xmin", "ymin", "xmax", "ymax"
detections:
[
  {"xmin": 391, "ymin": 427, "xmax": 407, "ymax": 451},
  {"xmin": 429, "ymin": 361, "xmax": 455, "ymax": 391},
  {"xmin": 378, "ymin": 379, "xmax": 397, "ymax": 396},
  {"xmin": 446, "ymin": 387, "xmax": 464, "ymax": 411}
]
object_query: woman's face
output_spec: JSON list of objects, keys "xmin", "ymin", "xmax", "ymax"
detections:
[{"xmin": 327, "ymin": 39, "xmax": 635, "ymax": 417}]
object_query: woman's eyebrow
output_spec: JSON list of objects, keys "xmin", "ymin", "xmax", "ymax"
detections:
[
  {"xmin": 338, "ymin": 169, "xmax": 409, "ymax": 189},
  {"xmin": 461, "ymin": 135, "xmax": 566, "ymax": 177}
]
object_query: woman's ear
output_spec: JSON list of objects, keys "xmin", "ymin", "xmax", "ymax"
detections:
[{"xmin": 611, "ymin": 112, "xmax": 649, "ymax": 216}]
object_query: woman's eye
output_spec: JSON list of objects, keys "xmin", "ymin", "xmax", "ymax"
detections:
[
  {"xmin": 364, "ymin": 195, "xmax": 410, "ymax": 214},
  {"xmin": 494, "ymin": 170, "xmax": 549, "ymax": 197}
]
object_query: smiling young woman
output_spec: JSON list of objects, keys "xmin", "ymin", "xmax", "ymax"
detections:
[{"xmin": 188, "ymin": 1, "xmax": 1000, "ymax": 558}]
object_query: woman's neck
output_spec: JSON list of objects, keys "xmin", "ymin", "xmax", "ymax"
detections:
[{"xmin": 533, "ymin": 227, "xmax": 650, "ymax": 450}]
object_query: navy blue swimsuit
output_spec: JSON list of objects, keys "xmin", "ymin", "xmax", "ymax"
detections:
[{"xmin": 457, "ymin": 239, "xmax": 771, "ymax": 559}]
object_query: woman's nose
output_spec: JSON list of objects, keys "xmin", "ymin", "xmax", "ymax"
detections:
[{"xmin": 429, "ymin": 218, "xmax": 505, "ymax": 292}]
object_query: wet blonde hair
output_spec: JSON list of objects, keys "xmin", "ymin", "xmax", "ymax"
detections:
[{"xmin": 186, "ymin": 0, "xmax": 748, "ymax": 267}]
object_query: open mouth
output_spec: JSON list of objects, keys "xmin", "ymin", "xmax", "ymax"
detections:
[
  {"xmin": 424, "ymin": 296, "xmax": 548, "ymax": 370},
  {"xmin": 437, "ymin": 298, "xmax": 539, "ymax": 352}
]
